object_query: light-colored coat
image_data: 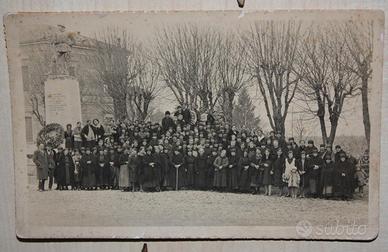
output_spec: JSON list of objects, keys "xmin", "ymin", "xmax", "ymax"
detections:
[
  {"xmin": 33, "ymin": 150, "xmax": 49, "ymax": 180},
  {"xmin": 285, "ymin": 158, "xmax": 300, "ymax": 187}
]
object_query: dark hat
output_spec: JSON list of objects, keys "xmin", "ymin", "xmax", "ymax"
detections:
[
  {"xmin": 335, "ymin": 145, "xmax": 341, "ymax": 149},
  {"xmin": 320, "ymin": 144, "xmax": 325, "ymax": 148},
  {"xmin": 325, "ymin": 154, "xmax": 332, "ymax": 160},
  {"xmin": 308, "ymin": 140, "xmax": 314, "ymax": 144}
]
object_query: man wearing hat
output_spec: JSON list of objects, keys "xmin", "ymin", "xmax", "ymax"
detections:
[
  {"xmin": 318, "ymin": 144, "xmax": 326, "ymax": 159},
  {"xmin": 171, "ymin": 147, "xmax": 184, "ymax": 190},
  {"xmin": 46, "ymin": 145, "xmax": 57, "ymax": 190},
  {"xmin": 161, "ymin": 111, "xmax": 176, "ymax": 134},
  {"xmin": 33, "ymin": 143, "xmax": 49, "ymax": 191},
  {"xmin": 305, "ymin": 140, "xmax": 315, "ymax": 158},
  {"xmin": 194, "ymin": 147, "xmax": 208, "ymax": 190},
  {"xmin": 227, "ymin": 148, "xmax": 239, "ymax": 192},
  {"xmin": 296, "ymin": 150, "xmax": 308, "ymax": 198},
  {"xmin": 334, "ymin": 145, "xmax": 346, "ymax": 163},
  {"xmin": 306, "ymin": 147, "xmax": 323, "ymax": 198},
  {"xmin": 80, "ymin": 147, "xmax": 96, "ymax": 190},
  {"xmin": 334, "ymin": 152, "xmax": 353, "ymax": 200}
]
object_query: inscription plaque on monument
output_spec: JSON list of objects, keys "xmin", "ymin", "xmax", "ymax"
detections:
[{"xmin": 44, "ymin": 77, "xmax": 82, "ymax": 127}]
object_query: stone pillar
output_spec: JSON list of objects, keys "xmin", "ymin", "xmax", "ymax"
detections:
[{"xmin": 44, "ymin": 76, "xmax": 82, "ymax": 128}]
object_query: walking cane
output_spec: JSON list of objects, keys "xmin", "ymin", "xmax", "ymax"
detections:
[{"xmin": 175, "ymin": 165, "xmax": 179, "ymax": 191}]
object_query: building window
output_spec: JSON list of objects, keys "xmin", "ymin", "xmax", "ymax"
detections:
[
  {"xmin": 25, "ymin": 116, "xmax": 33, "ymax": 143},
  {"xmin": 69, "ymin": 66, "xmax": 76, "ymax": 77},
  {"xmin": 21, "ymin": 65, "xmax": 30, "ymax": 91}
]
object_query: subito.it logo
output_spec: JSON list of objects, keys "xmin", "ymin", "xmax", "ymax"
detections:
[{"xmin": 296, "ymin": 220, "xmax": 313, "ymax": 238}]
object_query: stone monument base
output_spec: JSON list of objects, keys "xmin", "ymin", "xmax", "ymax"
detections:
[{"xmin": 44, "ymin": 76, "xmax": 82, "ymax": 128}]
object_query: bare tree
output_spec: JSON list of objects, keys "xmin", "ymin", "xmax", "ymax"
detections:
[
  {"xmin": 293, "ymin": 115, "xmax": 312, "ymax": 142},
  {"xmin": 243, "ymin": 21, "xmax": 302, "ymax": 137},
  {"xmin": 25, "ymin": 47, "xmax": 53, "ymax": 126},
  {"xmin": 217, "ymin": 35, "xmax": 249, "ymax": 125},
  {"xmin": 90, "ymin": 27, "xmax": 142, "ymax": 120},
  {"xmin": 155, "ymin": 24, "xmax": 221, "ymax": 111},
  {"xmin": 343, "ymin": 20, "xmax": 373, "ymax": 150},
  {"xmin": 130, "ymin": 54, "xmax": 161, "ymax": 122},
  {"xmin": 297, "ymin": 24, "xmax": 361, "ymax": 145}
]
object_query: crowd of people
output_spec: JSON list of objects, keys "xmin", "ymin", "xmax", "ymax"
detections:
[{"xmin": 32, "ymin": 106, "xmax": 369, "ymax": 200}]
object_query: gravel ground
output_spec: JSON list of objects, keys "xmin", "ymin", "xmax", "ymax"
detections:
[{"xmin": 26, "ymin": 187, "xmax": 368, "ymax": 227}]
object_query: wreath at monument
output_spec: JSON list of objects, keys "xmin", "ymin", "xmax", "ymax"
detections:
[{"xmin": 36, "ymin": 123, "xmax": 64, "ymax": 148}]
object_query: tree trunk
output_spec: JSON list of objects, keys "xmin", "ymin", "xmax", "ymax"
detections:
[
  {"xmin": 226, "ymin": 92, "xmax": 235, "ymax": 125},
  {"xmin": 113, "ymin": 95, "xmax": 128, "ymax": 120},
  {"xmin": 140, "ymin": 100, "xmax": 151, "ymax": 122},
  {"xmin": 139, "ymin": 112, "xmax": 147, "ymax": 122},
  {"xmin": 318, "ymin": 115, "xmax": 328, "ymax": 145},
  {"xmin": 274, "ymin": 114, "xmax": 285, "ymax": 138},
  {"xmin": 199, "ymin": 94, "xmax": 209, "ymax": 112},
  {"xmin": 361, "ymin": 77, "xmax": 371, "ymax": 151},
  {"xmin": 316, "ymin": 93, "xmax": 327, "ymax": 144},
  {"xmin": 127, "ymin": 95, "xmax": 137, "ymax": 121},
  {"xmin": 328, "ymin": 117, "xmax": 339, "ymax": 146}
]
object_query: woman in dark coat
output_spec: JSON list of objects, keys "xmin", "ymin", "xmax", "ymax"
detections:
[
  {"xmin": 195, "ymin": 148, "xmax": 208, "ymax": 190},
  {"xmin": 161, "ymin": 148, "xmax": 173, "ymax": 189},
  {"xmin": 112, "ymin": 147, "xmax": 122, "ymax": 189},
  {"xmin": 238, "ymin": 150, "xmax": 250, "ymax": 193},
  {"xmin": 136, "ymin": 149, "xmax": 146, "ymax": 191},
  {"xmin": 64, "ymin": 149, "xmax": 75, "ymax": 189},
  {"xmin": 184, "ymin": 150, "xmax": 196, "ymax": 189},
  {"xmin": 261, "ymin": 148, "xmax": 273, "ymax": 196},
  {"xmin": 108, "ymin": 148, "xmax": 117, "ymax": 189},
  {"xmin": 54, "ymin": 148, "xmax": 66, "ymax": 190},
  {"xmin": 334, "ymin": 152, "xmax": 353, "ymax": 200},
  {"xmin": 227, "ymin": 149, "xmax": 239, "ymax": 191},
  {"xmin": 128, "ymin": 149, "xmax": 139, "ymax": 192},
  {"xmin": 320, "ymin": 154, "xmax": 335, "ymax": 199},
  {"xmin": 249, "ymin": 150, "xmax": 262, "ymax": 194},
  {"xmin": 207, "ymin": 150, "xmax": 218, "ymax": 189},
  {"xmin": 152, "ymin": 147, "xmax": 163, "ymax": 191},
  {"xmin": 95, "ymin": 149, "xmax": 105, "ymax": 188},
  {"xmin": 100, "ymin": 149, "xmax": 111, "ymax": 189},
  {"xmin": 141, "ymin": 147, "xmax": 156, "ymax": 191},
  {"xmin": 80, "ymin": 148, "xmax": 96, "ymax": 190},
  {"xmin": 118, "ymin": 148, "xmax": 130, "ymax": 191},
  {"xmin": 54, "ymin": 147, "xmax": 65, "ymax": 189},
  {"xmin": 273, "ymin": 148, "xmax": 285, "ymax": 195},
  {"xmin": 296, "ymin": 151, "xmax": 308, "ymax": 198},
  {"xmin": 306, "ymin": 148, "xmax": 323, "ymax": 198},
  {"xmin": 213, "ymin": 149, "xmax": 229, "ymax": 191}
]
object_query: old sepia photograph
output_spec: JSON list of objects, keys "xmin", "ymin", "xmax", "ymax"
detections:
[{"xmin": 4, "ymin": 10, "xmax": 383, "ymax": 240}]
